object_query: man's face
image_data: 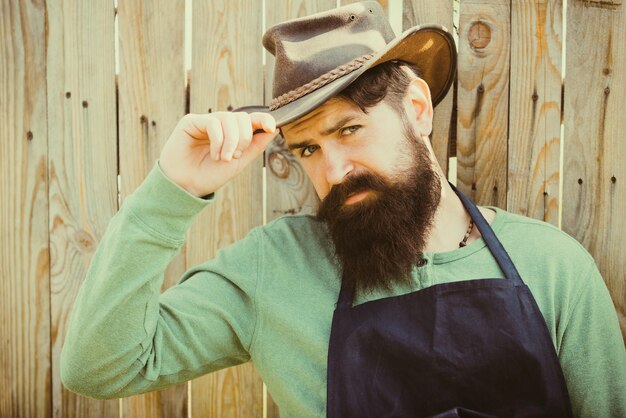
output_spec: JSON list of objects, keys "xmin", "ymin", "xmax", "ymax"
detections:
[
  {"xmin": 282, "ymin": 95, "xmax": 442, "ymax": 293},
  {"xmin": 282, "ymin": 97, "xmax": 417, "ymax": 202}
]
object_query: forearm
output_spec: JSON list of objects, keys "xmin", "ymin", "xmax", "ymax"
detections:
[{"xmin": 60, "ymin": 162, "xmax": 209, "ymax": 399}]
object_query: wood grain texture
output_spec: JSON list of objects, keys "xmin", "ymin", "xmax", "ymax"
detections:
[
  {"xmin": 263, "ymin": 0, "xmax": 336, "ymax": 224},
  {"xmin": 188, "ymin": 0, "xmax": 265, "ymax": 416},
  {"xmin": 563, "ymin": 0, "xmax": 626, "ymax": 341},
  {"xmin": 403, "ymin": 0, "xmax": 455, "ymax": 177},
  {"xmin": 508, "ymin": 0, "xmax": 563, "ymax": 225},
  {"xmin": 45, "ymin": 0, "xmax": 119, "ymax": 417},
  {"xmin": 0, "ymin": 1, "xmax": 51, "ymax": 417},
  {"xmin": 117, "ymin": 1, "xmax": 188, "ymax": 416},
  {"xmin": 456, "ymin": 0, "xmax": 510, "ymax": 207},
  {"xmin": 263, "ymin": 4, "xmax": 337, "ymax": 416}
]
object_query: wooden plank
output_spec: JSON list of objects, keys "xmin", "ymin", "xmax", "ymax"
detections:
[
  {"xmin": 263, "ymin": 4, "xmax": 336, "ymax": 414},
  {"xmin": 508, "ymin": 0, "xmax": 563, "ymax": 225},
  {"xmin": 562, "ymin": 0, "xmax": 626, "ymax": 341},
  {"xmin": 263, "ymin": 0, "xmax": 336, "ymax": 221},
  {"xmin": 188, "ymin": 0, "xmax": 265, "ymax": 416},
  {"xmin": 117, "ymin": 1, "xmax": 188, "ymax": 417},
  {"xmin": 456, "ymin": 0, "xmax": 510, "ymax": 207},
  {"xmin": 45, "ymin": 0, "xmax": 119, "ymax": 417},
  {"xmin": 0, "ymin": 2, "xmax": 51, "ymax": 417},
  {"xmin": 263, "ymin": 0, "xmax": 337, "ymax": 410},
  {"xmin": 403, "ymin": 0, "xmax": 455, "ymax": 177}
]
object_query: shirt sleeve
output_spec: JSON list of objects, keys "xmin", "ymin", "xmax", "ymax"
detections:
[
  {"xmin": 60, "ymin": 162, "xmax": 261, "ymax": 399},
  {"xmin": 558, "ymin": 262, "xmax": 626, "ymax": 417}
]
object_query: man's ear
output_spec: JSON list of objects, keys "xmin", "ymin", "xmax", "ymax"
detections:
[{"xmin": 405, "ymin": 78, "xmax": 433, "ymax": 137}]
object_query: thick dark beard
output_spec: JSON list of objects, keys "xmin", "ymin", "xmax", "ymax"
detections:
[{"xmin": 317, "ymin": 123, "xmax": 441, "ymax": 295}]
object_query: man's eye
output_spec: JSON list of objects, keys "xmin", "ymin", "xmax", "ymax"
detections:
[
  {"xmin": 340, "ymin": 125, "xmax": 360, "ymax": 136},
  {"xmin": 300, "ymin": 144, "xmax": 319, "ymax": 158}
]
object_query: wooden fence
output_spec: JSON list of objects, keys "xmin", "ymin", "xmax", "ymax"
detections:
[{"xmin": 1, "ymin": 0, "xmax": 624, "ymax": 417}]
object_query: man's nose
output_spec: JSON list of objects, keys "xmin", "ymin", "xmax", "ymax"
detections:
[{"xmin": 324, "ymin": 148, "xmax": 353, "ymax": 186}]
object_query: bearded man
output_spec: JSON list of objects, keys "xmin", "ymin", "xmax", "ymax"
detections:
[{"xmin": 60, "ymin": 2, "xmax": 626, "ymax": 417}]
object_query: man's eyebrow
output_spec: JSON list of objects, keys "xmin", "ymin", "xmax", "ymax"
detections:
[
  {"xmin": 286, "ymin": 115, "xmax": 359, "ymax": 151},
  {"xmin": 287, "ymin": 139, "xmax": 311, "ymax": 152},
  {"xmin": 320, "ymin": 115, "xmax": 358, "ymax": 136}
]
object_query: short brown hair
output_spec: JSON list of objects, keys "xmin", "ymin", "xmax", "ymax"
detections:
[{"xmin": 336, "ymin": 60, "xmax": 423, "ymax": 114}]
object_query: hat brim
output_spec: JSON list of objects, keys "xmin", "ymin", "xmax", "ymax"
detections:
[{"xmin": 265, "ymin": 24, "xmax": 457, "ymax": 128}]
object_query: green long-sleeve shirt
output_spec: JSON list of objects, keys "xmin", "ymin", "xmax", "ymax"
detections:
[{"xmin": 60, "ymin": 162, "xmax": 626, "ymax": 417}]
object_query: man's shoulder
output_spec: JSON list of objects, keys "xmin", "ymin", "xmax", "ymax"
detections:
[
  {"xmin": 256, "ymin": 214, "xmax": 330, "ymax": 249},
  {"xmin": 261, "ymin": 213, "xmax": 325, "ymax": 234},
  {"xmin": 489, "ymin": 207, "xmax": 596, "ymax": 269},
  {"xmin": 250, "ymin": 214, "xmax": 337, "ymax": 273}
]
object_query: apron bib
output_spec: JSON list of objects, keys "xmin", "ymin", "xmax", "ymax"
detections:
[{"xmin": 326, "ymin": 185, "xmax": 572, "ymax": 417}]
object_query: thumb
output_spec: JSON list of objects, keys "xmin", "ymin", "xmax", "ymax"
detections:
[{"xmin": 238, "ymin": 129, "xmax": 279, "ymax": 165}]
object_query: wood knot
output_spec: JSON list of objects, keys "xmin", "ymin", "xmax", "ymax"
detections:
[
  {"xmin": 468, "ymin": 21, "xmax": 491, "ymax": 50},
  {"xmin": 82, "ymin": 100, "xmax": 89, "ymax": 108},
  {"xmin": 268, "ymin": 152, "xmax": 290, "ymax": 179},
  {"xmin": 26, "ymin": 131, "xmax": 33, "ymax": 141},
  {"xmin": 74, "ymin": 229, "xmax": 96, "ymax": 252},
  {"xmin": 580, "ymin": 0, "xmax": 622, "ymax": 10}
]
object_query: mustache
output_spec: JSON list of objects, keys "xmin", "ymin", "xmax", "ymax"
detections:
[{"xmin": 321, "ymin": 172, "xmax": 388, "ymax": 208}]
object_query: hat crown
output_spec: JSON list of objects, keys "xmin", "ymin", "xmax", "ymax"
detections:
[{"xmin": 262, "ymin": 2, "xmax": 395, "ymax": 100}]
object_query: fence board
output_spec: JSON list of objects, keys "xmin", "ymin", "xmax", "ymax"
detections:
[
  {"xmin": 117, "ymin": 1, "xmax": 188, "ymax": 417},
  {"xmin": 562, "ymin": 0, "xmax": 626, "ymax": 341},
  {"xmin": 0, "ymin": 1, "xmax": 50, "ymax": 417},
  {"xmin": 456, "ymin": 0, "xmax": 510, "ymax": 207},
  {"xmin": 263, "ymin": 2, "xmax": 337, "ymax": 414},
  {"xmin": 508, "ymin": 0, "xmax": 563, "ymax": 225},
  {"xmin": 46, "ymin": 1, "xmax": 118, "ymax": 417},
  {"xmin": 189, "ymin": 0, "xmax": 265, "ymax": 416},
  {"xmin": 263, "ymin": 0, "xmax": 335, "ymax": 224},
  {"xmin": 403, "ymin": 0, "xmax": 455, "ymax": 177}
]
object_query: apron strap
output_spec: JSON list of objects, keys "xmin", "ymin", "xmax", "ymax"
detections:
[
  {"xmin": 336, "ymin": 183, "xmax": 524, "ymax": 309},
  {"xmin": 450, "ymin": 182, "xmax": 523, "ymax": 285},
  {"xmin": 337, "ymin": 274, "xmax": 355, "ymax": 309}
]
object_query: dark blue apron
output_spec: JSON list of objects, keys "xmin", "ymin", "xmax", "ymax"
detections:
[{"xmin": 326, "ymin": 185, "xmax": 573, "ymax": 417}]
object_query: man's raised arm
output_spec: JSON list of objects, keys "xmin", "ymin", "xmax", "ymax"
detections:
[{"xmin": 60, "ymin": 112, "xmax": 278, "ymax": 399}]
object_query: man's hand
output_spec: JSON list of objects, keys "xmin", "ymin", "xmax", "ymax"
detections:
[{"xmin": 159, "ymin": 112, "xmax": 278, "ymax": 197}]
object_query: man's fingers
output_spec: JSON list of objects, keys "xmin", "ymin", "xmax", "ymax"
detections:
[
  {"xmin": 179, "ymin": 111, "xmax": 275, "ymax": 163},
  {"xmin": 233, "ymin": 112, "xmax": 253, "ymax": 159},
  {"xmin": 205, "ymin": 117, "xmax": 223, "ymax": 161},
  {"xmin": 219, "ymin": 114, "xmax": 240, "ymax": 161},
  {"xmin": 237, "ymin": 128, "xmax": 280, "ymax": 166},
  {"xmin": 250, "ymin": 112, "xmax": 277, "ymax": 134}
]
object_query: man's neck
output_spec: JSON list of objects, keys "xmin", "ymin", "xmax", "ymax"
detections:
[{"xmin": 424, "ymin": 179, "xmax": 494, "ymax": 253}]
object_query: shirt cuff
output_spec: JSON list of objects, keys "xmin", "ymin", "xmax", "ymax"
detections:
[{"xmin": 121, "ymin": 161, "xmax": 215, "ymax": 241}]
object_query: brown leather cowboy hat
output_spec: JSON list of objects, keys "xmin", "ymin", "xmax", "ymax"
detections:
[{"xmin": 259, "ymin": 1, "xmax": 457, "ymax": 128}]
